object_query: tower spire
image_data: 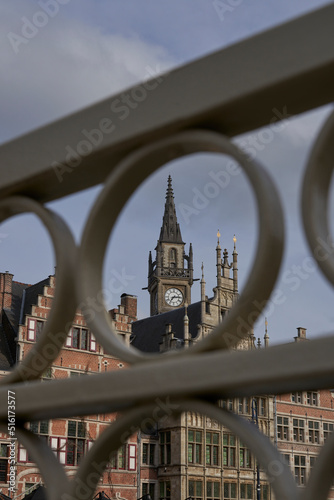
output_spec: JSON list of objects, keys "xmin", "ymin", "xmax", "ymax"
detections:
[
  {"xmin": 264, "ymin": 317, "xmax": 269, "ymax": 347},
  {"xmin": 159, "ymin": 175, "xmax": 183, "ymax": 243}
]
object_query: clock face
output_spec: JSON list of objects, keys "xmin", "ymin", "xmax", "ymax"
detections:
[{"xmin": 165, "ymin": 287, "xmax": 183, "ymax": 306}]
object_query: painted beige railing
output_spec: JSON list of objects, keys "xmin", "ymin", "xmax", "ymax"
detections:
[{"xmin": 1, "ymin": 4, "xmax": 334, "ymax": 499}]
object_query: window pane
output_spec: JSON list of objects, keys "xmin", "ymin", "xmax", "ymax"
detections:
[
  {"xmin": 77, "ymin": 422, "xmax": 85, "ymax": 437},
  {"xmin": 68, "ymin": 421, "xmax": 76, "ymax": 437},
  {"xmin": 81, "ymin": 329, "xmax": 88, "ymax": 350},
  {"xmin": 30, "ymin": 422, "xmax": 38, "ymax": 434},
  {"xmin": 40, "ymin": 420, "xmax": 49, "ymax": 434}
]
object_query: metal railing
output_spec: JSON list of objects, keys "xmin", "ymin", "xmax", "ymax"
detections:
[{"xmin": 1, "ymin": 4, "xmax": 334, "ymax": 499}]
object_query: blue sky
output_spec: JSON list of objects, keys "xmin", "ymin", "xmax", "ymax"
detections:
[{"xmin": 1, "ymin": 0, "xmax": 334, "ymax": 345}]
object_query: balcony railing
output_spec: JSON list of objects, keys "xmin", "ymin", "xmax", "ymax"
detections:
[{"xmin": 1, "ymin": 4, "xmax": 334, "ymax": 500}]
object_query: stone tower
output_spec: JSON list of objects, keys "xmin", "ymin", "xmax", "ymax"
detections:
[{"xmin": 148, "ymin": 176, "xmax": 193, "ymax": 315}]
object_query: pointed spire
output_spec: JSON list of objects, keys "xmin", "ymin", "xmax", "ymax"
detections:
[
  {"xmin": 264, "ymin": 317, "xmax": 269, "ymax": 347},
  {"xmin": 232, "ymin": 235, "xmax": 238, "ymax": 293},
  {"xmin": 159, "ymin": 175, "xmax": 183, "ymax": 243},
  {"xmin": 201, "ymin": 262, "xmax": 204, "ymax": 280},
  {"xmin": 217, "ymin": 230, "xmax": 221, "ymax": 247}
]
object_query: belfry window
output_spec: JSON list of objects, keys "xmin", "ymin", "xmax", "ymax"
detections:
[{"xmin": 170, "ymin": 248, "xmax": 177, "ymax": 267}]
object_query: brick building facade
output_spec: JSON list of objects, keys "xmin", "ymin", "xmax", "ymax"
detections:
[{"xmin": 0, "ymin": 272, "xmax": 138, "ymax": 499}]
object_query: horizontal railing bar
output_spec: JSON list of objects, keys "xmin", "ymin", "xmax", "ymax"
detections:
[
  {"xmin": 0, "ymin": 4, "xmax": 334, "ymax": 203},
  {"xmin": 2, "ymin": 335, "xmax": 334, "ymax": 422}
]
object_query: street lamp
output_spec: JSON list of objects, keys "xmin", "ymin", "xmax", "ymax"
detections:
[{"xmin": 252, "ymin": 398, "xmax": 260, "ymax": 500}]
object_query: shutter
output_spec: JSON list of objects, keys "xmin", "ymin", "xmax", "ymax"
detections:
[
  {"xmin": 65, "ymin": 328, "xmax": 72, "ymax": 347},
  {"xmin": 27, "ymin": 318, "xmax": 35, "ymax": 341},
  {"xmin": 18, "ymin": 445, "xmax": 27, "ymax": 463},
  {"xmin": 90, "ymin": 333, "xmax": 96, "ymax": 352},
  {"xmin": 50, "ymin": 437, "xmax": 58, "ymax": 452},
  {"xmin": 128, "ymin": 444, "xmax": 136, "ymax": 470},
  {"xmin": 59, "ymin": 438, "xmax": 67, "ymax": 464}
]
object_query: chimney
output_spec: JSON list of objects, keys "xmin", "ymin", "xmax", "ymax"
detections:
[
  {"xmin": 120, "ymin": 294, "xmax": 137, "ymax": 322},
  {"xmin": 0, "ymin": 271, "xmax": 13, "ymax": 313},
  {"xmin": 295, "ymin": 327, "xmax": 307, "ymax": 342}
]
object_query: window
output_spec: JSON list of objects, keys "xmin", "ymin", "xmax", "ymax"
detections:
[
  {"xmin": 142, "ymin": 443, "xmax": 155, "ymax": 465},
  {"xmin": 206, "ymin": 432, "xmax": 219, "ymax": 466},
  {"xmin": 223, "ymin": 433, "xmax": 236, "ymax": 467},
  {"xmin": 310, "ymin": 456, "xmax": 316, "ymax": 469},
  {"xmin": 110, "ymin": 444, "xmax": 136, "ymax": 471},
  {"xmin": 159, "ymin": 481, "xmax": 171, "ymax": 500},
  {"xmin": 221, "ymin": 399, "xmax": 234, "ymax": 411},
  {"xmin": 240, "ymin": 483, "xmax": 253, "ymax": 499},
  {"xmin": 291, "ymin": 392, "xmax": 302, "ymax": 403},
  {"xmin": 18, "ymin": 421, "xmax": 50, "ymax": 463},
  {"xmin": 160, "ymin": 431, "xmax": 171, "ymax": 465},
  {"xmin": 293, "ymin": 419, "xmax": 305, "ymax": 442},
  {"xmin": 258, "ymin": 397, "xmax": 266, "ymax": 416},
  {"xmin": 324, "ymin": 422, "xmax": 334, "ymax": 441},
  {"xmin": 239, "ymin": 442, "xmax": 252, "ymax": 468},
  {"xmin": 188, "ymin": 430, "xmax": 202, "ymax": 464},
  {"xmin": 110, "ymin": 445, "xmax": 126, "ymax": 469},
  {"xmin": 294, "ymin": 455, "xmax": 306, "ymax": 485},
  {"xmin": 143, "ymin": 482, "xmax": 155, "ymax": 500},
  {"xmin": 306, "ymin": 392, "xmax": 318, "ymax": 406},
  {"xmin": 308, "ymin": 421, "xmax": 320, "ymax": 444},
  {"xmin": 238, "ymin": 398, "xmax": 250, "ymax": 415},
  {"xmin": 277, "ymin": 416, "xmax": 289, "ymax": 440},
  {"xmin": 170, "ymin": 248, "xmax": 176, "ymax": 266},
  {"xmin": 65, "ymin": 327, "xmax": 96, "ymax": 351},
  {"xmin": 27, "ymin": 318, "xmax": 44, "ymax": 341},
  {"xmin": 50, "ymin": 437, "xmax": 67, "ymax": 464},
  {"xmin": 260, "ymin": 484, "xmax": 269, "ymax": 500},
  {"xmin": 283, "ymin": 454, "xmax": 290, "ymax": 465},
  {"xmin": 189, "ymin": 479, "xmax": 202, "ymax": 500},
  {"xmin": 0, "ymin": 444, "xmax": 8, "ymax": 483},
  {"xmin": 207, "ymin": 481, "xmax": 220, "ymax": 500},
  {"xmin": 30, "ymin": 420, "xmax": 49, "ymax": 444},
  {"xmin": 66, "ymin": 420, "xmax": 86, "ymax": 466},
  {"xmin": 223, "ymin": 482, "xmax": 237, "ymax": 499}
]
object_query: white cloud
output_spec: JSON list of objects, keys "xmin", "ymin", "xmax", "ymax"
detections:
[{"xmin": 0, "ymin": 10, "xmax": 177, "ymax": 142}]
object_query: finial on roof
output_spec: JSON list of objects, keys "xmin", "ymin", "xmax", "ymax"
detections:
[
  {"xmin": 233, "ymin": 234, "xmax": 237, "ymax": 251},
  {"xmin": 217, "ymin": 230, "xmax": 220, "ymax": 245}
]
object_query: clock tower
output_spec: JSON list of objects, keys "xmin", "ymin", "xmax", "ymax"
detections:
[{"xmin": 148, "ymin": 176, "xmax": 193, "ymax": 315}]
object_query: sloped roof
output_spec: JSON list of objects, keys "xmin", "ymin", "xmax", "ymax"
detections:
[{"xmin": 131, "ymin": 302, "xmax": 201, "ymax": 353}]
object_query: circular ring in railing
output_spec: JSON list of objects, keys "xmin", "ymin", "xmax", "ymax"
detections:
[
  {"xmin": 73, "ymin": 399, "xmax": 296, "ymax": 500},
  {"xmin": 302, "ymin": 108, "xmax": 334, "ymax": 286},
  {"xmin": 0, "ymin": 196, "xmax": 77, "ymax": 383},
  {"xmin": 79, "ymin": 129, "xmax": 284, "ymax": 363},
  {"xmin": 0, "ymin": 423, "xmax": 70, "ymax": 500}
]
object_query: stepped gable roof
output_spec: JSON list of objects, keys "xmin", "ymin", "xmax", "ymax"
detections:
[
  {"xmin": 131, "ymin": 302, "xmax": 201, "ymax": 353},
  {"xmin": 23, "ymin": 277, "xmax": 50, "ymax": 318}
]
